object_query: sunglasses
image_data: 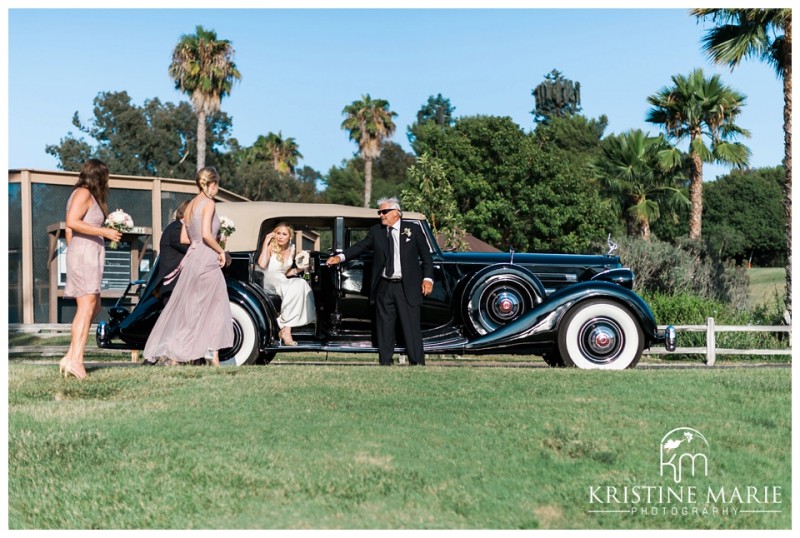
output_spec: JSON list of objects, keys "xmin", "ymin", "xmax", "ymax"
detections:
[{"xmin": 377, "ymin": 208, "xmax": 397, "ymax": 215}]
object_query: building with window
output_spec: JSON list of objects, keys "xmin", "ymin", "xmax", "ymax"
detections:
[{"xmin": 8, "ymin": 169, "xmax": 247, "ymax": 324}]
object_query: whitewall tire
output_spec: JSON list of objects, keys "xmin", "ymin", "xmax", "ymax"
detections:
[
  {"xmin": 557, "ymin": 300, "xmax": 644, "ymax": 370},
  {"xmin": 219, "ymin": 302, "xmax": 260, "ymax": 366}
]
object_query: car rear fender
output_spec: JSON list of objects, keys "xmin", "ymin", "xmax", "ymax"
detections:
[{"xmin": 225, "ymin": 279, "xmax": 277, "ymax": 349}]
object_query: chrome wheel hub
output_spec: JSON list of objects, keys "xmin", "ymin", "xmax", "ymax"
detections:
[
  {"xmin": 492, "ymin": 291, "xmax": 520, "ymax": 321},
  {"xmin": 587, "ymin": 326, "xmax": 617, "ymax": 354},
  {"xmin": 579, "ymin": 318, "xmax": 624, "ymax": 364}
]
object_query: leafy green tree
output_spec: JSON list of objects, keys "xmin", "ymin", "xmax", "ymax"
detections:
[
  {"xmin": 401, "ymin": 153, "xmax": 466, "ymax": 250},
  {"xmin": 704, "ymin": 167, "xmax": 785, "ymax": 265},
  {"xmin": 407, "ymin": 93, "xmax": 456, "ymax": 144},
  {"xmin": 646, "ymin": 68, "xmax": 750, "ymax": 240},
  {"xmin": 594, "ymin": 130, "xmax": 689, "ymax": 240},
  {"xmin": 225, "ymin": 138, "xmax": 317, "ymax": 202},
  {"xmin": 650, "ymin": 204, "xmax": 690, "ymax": 243},
  {"xmin": 226, "ymin": 160, "xmax": 315, "ymax": 203},
  {"xmin": 691, "ymin": 7, "xmax": 792, "ymax": 316},
  {"xmin": 45, "ymin": 91, "xmax": 232, "ymax": 178},
  {"xmin": 531, "ymin": 69, "xmax": 581, "ymax": 123},
  {"xmin": 411, "ymin": 114, "xmax": 614, "ymax": 252},
  {"xmin": 168, "ymin": 25, "xmax": 241, "ymax": 171},
  {"xmin": 225, "ymin": 159, "xmax": 277, "ymax": 201},
  {"xmin": 523, "ymin": 148, "xmax": 617, "ymax": 253},
  {"xmin": 416, "ymin": 93, "xmax": 456, "ymax": 126},
  {"xmin": 412, "ymin": 115, "xmax": 528, "ymax": 247},
  {"xmin": 322, "ymin": 142, "xmax": 414, "ymax": 207},
  {"xmin": 322, "ymin": 159, "xmax": 365, "ymax": 207},
  {"xmin": 251, "ymin": 132, "xmax": 303, "ymax": 175},
  {"xmin": 532, "ymin": 113, "xmax": 608, "ymax": 171},
  {"xmin": 368, "ymin": 141, "xmax": 416, "ymax": 198},
  {"xmin": 341, "ymin": 94, "xmax": 397, "ymax": 207},
  {"xmin": 294, "ymin": 166, "xmax": 325, "ymax": 203}
]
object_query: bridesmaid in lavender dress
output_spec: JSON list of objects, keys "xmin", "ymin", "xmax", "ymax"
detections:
[
  {"xmin": 143, "ymin": 167, "xmax": 234, "ymax": 365},
  {"xmin": 61, "ymin": 159, "xmax": 122, "ymax": 380}
]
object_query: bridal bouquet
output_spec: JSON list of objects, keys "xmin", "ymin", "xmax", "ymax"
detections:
[
  {"xmin": 104, "ymin": 209, "xmax": 134, "ymax": 249},
  {"xmin": 295, "ymin": 249, "xmax": 310, "ymax": 271},
  {"xmin": 218, "ymin": 216, "xmax": 236, "ymax": 249}
]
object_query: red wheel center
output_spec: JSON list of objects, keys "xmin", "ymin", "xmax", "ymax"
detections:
[{"xmin": 499, "ymin": 299, "xmax": 513, "ymax": 312}]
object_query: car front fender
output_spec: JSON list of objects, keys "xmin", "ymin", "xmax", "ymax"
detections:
[{"xmin": 463, "ymin": 281, "xmax": 660, "ymax": 352}]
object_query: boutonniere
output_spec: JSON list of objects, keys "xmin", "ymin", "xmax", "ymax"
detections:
[{"xmin": 402, "ymin": 227, "xmax": 412, "ymax": 241}]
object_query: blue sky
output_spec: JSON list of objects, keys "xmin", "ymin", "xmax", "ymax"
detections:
[{"xmin": 6, "ymin": 5, "xmax": 786, "ymax": 181}]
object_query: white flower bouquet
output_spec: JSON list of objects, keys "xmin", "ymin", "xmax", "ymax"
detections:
[
  {"xmin": 295, "ymin": 249, "xmax": 310, "ymax": 271},
  {"xmin": 104, "ymin": 209, "xmax": 134, "ymax": 249},
  {"xmin": 218, "ymin": 216, "xmax": 236, "ymax": 249}
]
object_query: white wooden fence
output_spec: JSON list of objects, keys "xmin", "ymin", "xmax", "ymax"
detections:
[
  {"xmin": 9, "ymin": 319, "xmax": 794, "ymax": 366},
  {"xmin": 644, "ymin": 317, "xmax": 792, "ymax": 366}
]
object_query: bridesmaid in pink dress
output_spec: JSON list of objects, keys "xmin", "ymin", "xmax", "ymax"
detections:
[
  {"xmin": 143, "ymin": 167, "xmax": 234, "ymax": 365},
  {"xmin": 61, "ymin": 159, "xmax": 122, "ymax": 380}
]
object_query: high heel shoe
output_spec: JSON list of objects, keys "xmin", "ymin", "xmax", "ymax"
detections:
[
  {"xmin": 58, "ymin": 356, "xmax": 70, "ymax": 375},
  {"xmin": 63, "ymin": 362, "xmax": 88, "ymax": 380},
  {"xmin": 279, "ymin": 328, "xmax": 298, "ymax": 347}
]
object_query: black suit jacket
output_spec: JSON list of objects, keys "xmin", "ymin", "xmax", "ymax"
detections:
[
  {"xmin": 342, "ymin": 219, "xmax": 434, "ymax": 307},
  {"xmin": 153, "ymin": 219, "xmax": 188, "ymax": 294}
]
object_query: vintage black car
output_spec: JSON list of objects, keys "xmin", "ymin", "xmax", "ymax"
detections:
[{"xmin": 97, "ymin": 201, "xmax": 676, "ymax": 369}]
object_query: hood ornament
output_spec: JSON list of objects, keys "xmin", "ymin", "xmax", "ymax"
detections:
[
  {"xmin": 509, "ymin": 246, "xmax": 515, "ymax": 264},
  {"xmin": 607, "ymin": 234, "xmax": 618, "ymax": 256}
]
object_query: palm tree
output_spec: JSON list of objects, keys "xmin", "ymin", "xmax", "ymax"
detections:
[
  {"xmin": 595, "ymin": 130, "xmax": 690, "ymax": 240},
  {"xmin": 645, "ymin": 68, "xmax": 750, "ymax": 240},
  {"xmin": 341, "ymin": 94, "xmax": 397, "ymax": 207},
  {"xmin": 168, "ymin": 25, "xmax": 241, "ymax": 171},
  {"xmin": 253, "ymin": 132, "xmax": 303, "ymax": 175},
  {"xmin": 691, "ymin": 8, "xmax": 792, "ymax": 318}
]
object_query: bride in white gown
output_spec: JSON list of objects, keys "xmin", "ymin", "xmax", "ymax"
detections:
[{"xmin": 257, "ymin": 222, "xmax": 316, "ymax": 346}]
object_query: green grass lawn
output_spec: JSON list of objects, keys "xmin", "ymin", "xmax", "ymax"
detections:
[
  {"xmin": 8, "ymin": 363, "xmax": 790, "ymax": 530},
  {"xmin": 747, "ymin": 267, "xmax": 786, "ymax": 307}
]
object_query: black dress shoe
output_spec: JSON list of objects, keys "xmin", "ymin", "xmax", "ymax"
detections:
[{"xmin": 140, "ymin": 359, "xmax": 158, "ymax": 366}]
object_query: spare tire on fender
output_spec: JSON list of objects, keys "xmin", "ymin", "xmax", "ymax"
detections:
[{"xmin": 459, "ymin": 264, "xmax": 545, "ymax": 337}]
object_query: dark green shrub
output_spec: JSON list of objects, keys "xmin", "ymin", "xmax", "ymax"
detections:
[
  {"xmin": 644, "ymin": 292, "xmax": 729, "ymax": 325},
  {"xmin": 617, "ymin": 236, "xmax": 748, "ymax": 310}
]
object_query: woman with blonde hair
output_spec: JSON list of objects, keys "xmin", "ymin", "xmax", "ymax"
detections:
[
  {"xmin": 257, "ymin": 222, "xmax": 316, "ymax": 346},
  {"xmin": 144, "ymin": 167, "xmax": 233, "ymax": 365},
  {"xmin": 60, "ymin": 159, "xmax": 123, "ymax": 379}
]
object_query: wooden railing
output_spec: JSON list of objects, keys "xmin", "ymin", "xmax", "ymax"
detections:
[{"xmin": 644, "ymin": 317, "xmax": 792, "ymax": 365}]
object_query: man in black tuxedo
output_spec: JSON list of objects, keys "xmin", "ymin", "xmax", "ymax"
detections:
[
  {"xmin": 327, "ymin": 197, "xmax": 434, "ymax": 365},
  {"xmin": 152, "ymin": 200, "xmax": 190, "ymax": 301}
]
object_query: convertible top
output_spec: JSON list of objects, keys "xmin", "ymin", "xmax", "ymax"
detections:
[{"xmin": 216, "ymin": 201, "xmax": 427, "ymax": 252}]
